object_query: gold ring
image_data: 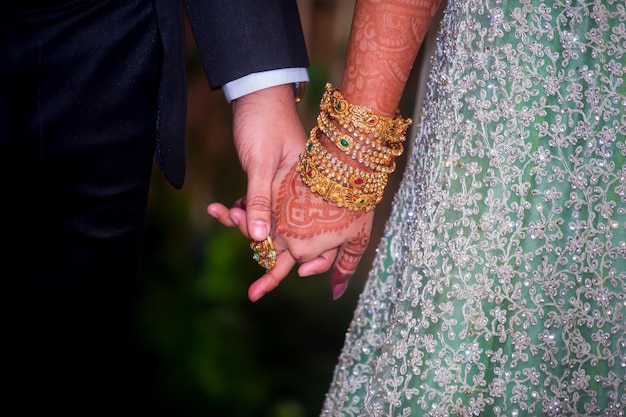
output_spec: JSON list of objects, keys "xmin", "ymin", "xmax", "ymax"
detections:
[{"xmin": 250, "ymin": 236, "xmax": 277, "ymax": 270}]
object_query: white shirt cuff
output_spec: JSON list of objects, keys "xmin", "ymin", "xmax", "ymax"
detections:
[{"xmin": 222, "ymin": 68, "xmax": 309, "ymax": 102}]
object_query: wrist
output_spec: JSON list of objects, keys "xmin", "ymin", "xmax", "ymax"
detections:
[{"xmin": 296, "ymin": 83, "xmax": 411, "ymax": 212}]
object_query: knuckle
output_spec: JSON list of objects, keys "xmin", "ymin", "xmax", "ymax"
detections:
[
  {"xmin": 245, "ymin": 195, "xmax": 271, "ymax": 212},
  {"xmin": 289, "ymin": 247, "xmax": 311, "ymax": 263}
]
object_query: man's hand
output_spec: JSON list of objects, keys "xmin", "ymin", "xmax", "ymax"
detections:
[{"xmin": 230, "ymin": 84, "xmax": 306, "ymax": 241}]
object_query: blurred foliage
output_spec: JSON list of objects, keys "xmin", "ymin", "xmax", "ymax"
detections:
[{"xmin": 136, "ymin": 175, "xmax": 362, "ymax": 416}]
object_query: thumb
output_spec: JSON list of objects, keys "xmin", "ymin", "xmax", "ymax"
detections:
[{"xmin": 245, "ymin": 168, "xmax": 273, "ymax": 241}]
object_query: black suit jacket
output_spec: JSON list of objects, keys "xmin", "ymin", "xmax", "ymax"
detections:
[{"xmin": 153, "ymin": 0, "xmax": 309, "ymax": 188}]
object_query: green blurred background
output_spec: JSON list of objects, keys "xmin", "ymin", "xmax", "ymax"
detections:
[{"xmin": 133, "ymin": 1, "xmax": 433, "ymax": 415}]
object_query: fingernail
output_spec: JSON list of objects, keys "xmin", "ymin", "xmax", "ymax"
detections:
[
  {"xmin": 299, "ymin": 265, "xmax": 315, "ymax": 277},
  {"xmin": 332, "ymin": 282, "xmax": 349, "ymax": 300},
  {"xmin": 250, "ymin": 220, "xmax": 269, "ymax": 241},
  {"xmin": 234, "ymin": 199, "xmax": 246, "ymax": 210},
  {"xmin": 331, "ymin": 270, "xmax": 352, "ymax": 300},
  {"xmin": 249, "ymin": 290, "xmax": 265, "ymax": 303},
  {"xmin": 229, "ymin": 215, "xmax": 239, "ymax": 226}
]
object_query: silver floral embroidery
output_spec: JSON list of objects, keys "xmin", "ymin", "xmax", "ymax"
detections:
[{"xmin": 321, "ymin": 0, "xmax": 626, "ymax": 416}]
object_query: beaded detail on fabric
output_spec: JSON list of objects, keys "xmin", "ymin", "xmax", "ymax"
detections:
[{"xmin": 320, "ymin": 0, "xmax": 626, "ymax": 416}]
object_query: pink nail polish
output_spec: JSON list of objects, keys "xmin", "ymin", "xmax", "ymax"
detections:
[
  {"xmin": 332, "ymin": 282, "xmax": 349, "ymax": 300},
  {"xmin": 331, "ymin": 270, "xmax": 352, "ymax": 300}
]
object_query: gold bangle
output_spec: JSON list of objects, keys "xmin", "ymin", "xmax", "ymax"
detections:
[
  {"xmin": 297, "ymin": 156, "xmax": 384, "ymax": 212},
  {"xmin": 295, "ymin": 82, "xmax": 409, "ymax": 212},
  {"xmin": 317, "ymin": 109, "xmax": 404, "ymax": 157},
  {"xmin": 315, "ymin": 122, "xmax": 397, "ymax": 174},
  {"xmin": 317, "ymin": 112, "xmax": 401, "ymax": 173},
  {"xmin": 320, "ymin": 83, "xmax": 411, "ymax": 144},
  {"xmin": 297, "ymin": 128, "xmax": 387, "ymax": 212},
  {"xmin": 306, "ymin": 127, "xmax": 389, "ymax": 191}
]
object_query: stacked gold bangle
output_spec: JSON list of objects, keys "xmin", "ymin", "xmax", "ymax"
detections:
[
  {"xmin": 297, "ymin": 83, "xmax": 411, "ymax": 212},
  {"xmin": 317, "ymin": 111, "xmax": 399, "ymax": 174},
  {"xmin": 303, "ymin": 127, "xmax": 389, "ymax": 191},
  {"xmin": 320, "ymin": 83, "xmax": 411, "ymax": 144},
  {"xmin": 297, "ymin": 140, "xmax": 387, "ymax": 211}
]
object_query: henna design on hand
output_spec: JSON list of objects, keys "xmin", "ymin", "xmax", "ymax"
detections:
[
  {"xmin": 275, "ymin": 164, "xmax": 365, "ymax": 239},
  {"xmin": 337, "ymin": 224, "xmax": 370, "ymax": 273}
]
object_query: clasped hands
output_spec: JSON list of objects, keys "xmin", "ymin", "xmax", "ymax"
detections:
[{"xmin": 207, "ymin": 84, "xmax": 374, "ymax": 302}]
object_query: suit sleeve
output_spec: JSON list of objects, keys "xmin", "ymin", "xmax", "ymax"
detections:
[{"xmin": 184, "ymin": 0, "xmax": 309, "ymax": 89}]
